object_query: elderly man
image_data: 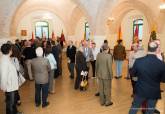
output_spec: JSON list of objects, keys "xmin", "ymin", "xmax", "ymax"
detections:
[
  {"xmin": 31, "ymin": 47, "xmax": 51, "ymax": 108},
  {"xmin": 129, "ymin": 41, "xmax": 165, "ymax": 114},
  {"xmin": 96, "ymin": 44, "xmax": 113, "ymax": 106}
]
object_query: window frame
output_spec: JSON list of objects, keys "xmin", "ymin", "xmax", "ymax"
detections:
[
  {"xmin": 133, "ymin": 19, "xmax": 143, "ymax": 40},
  {"xmin": 35, "ymin": 21, "xmax": 49, "ymax": 38}
]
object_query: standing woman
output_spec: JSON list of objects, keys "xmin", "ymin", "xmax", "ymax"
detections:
[
  {"xmin": 75, "ymin": 47, "xmax": 88, "ymax": 90},
  {"xmin": 11, "ymin": 44, "xmax": 23, "ymax": 106},
  {"xmin": 45, "ymin": 45, "xmax": 57, "ymax": 94}
]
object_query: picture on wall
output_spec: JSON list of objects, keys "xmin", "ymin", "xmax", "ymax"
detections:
[{"xmin": 21, "ymin": 30, "xmax": 27, "ymax": 36}]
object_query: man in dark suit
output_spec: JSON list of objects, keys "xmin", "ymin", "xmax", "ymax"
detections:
[
  {"xmin": 66, "ymin": 40, "xmax": 76, "ymax": 79},
  {"xmin": 129, "ymin": 41, "xmax": 165, "ymax": 114}
]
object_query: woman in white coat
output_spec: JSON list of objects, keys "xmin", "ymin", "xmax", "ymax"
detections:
[{"xmin": 45, "ymin": 45, "xmax": 57, "ymax": 94}]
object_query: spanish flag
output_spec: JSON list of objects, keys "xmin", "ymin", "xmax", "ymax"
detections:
[{"xmin": 133, "ymin": 25, "xmax": 139, "ymax": 43}]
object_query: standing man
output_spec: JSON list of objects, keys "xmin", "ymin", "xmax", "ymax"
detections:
[
  {"xmin": 22, "ymin": 41, "xmax": 36, "ymax": 80},
  {"xmin": 96, "ymin": 44, "xmax": 113, "ymax": 106},
  {"xmin": 66, "ymin": 40, "xmax": 76, "ymax": 79},
  {"xmin": 0, "ymin": 43, "xmax": 22, "ymax": 114},
  {"xmin": 91, "ymin": 42, "xmax": 100, "ymax": 78},
  {"xmin": 83, "ymin": 41, "xmax": 93, "ymax": 72},
  {"xmin": 113, "ymin": 39, "xmax": 126, "ymax": 79},
  {"xmin": 31, "ymin": 47, "xmax": 51, "ymax": 108},
  {"xmin": 129, "ymin": 41, "xmax": 165, "ymax": 114}
]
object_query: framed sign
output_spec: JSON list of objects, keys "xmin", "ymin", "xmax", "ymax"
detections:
[{"xmin": 21, "ymin": 30, "xmax": 27, "ymax": 36}]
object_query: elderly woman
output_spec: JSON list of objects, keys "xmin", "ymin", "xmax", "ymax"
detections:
[
  {"xmin": 31, "ymin": 47, "xmax": 51, "ymax": 108},
  {"xmin": 74, "ymin": 47, "xmax": 88, "ymax": 90}
]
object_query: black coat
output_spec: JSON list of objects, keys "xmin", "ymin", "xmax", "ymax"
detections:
[
  {"xmin": 132, "ymin": 54, "xmax": 165, "ymax": 99},
  {"xmin": 66, "ymin": 45, "xmax": 76, "ymax": 63}
]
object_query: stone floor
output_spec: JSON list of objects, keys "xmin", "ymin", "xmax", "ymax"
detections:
[{"xmin": 0, "ymin": 53, "xmax": 164, "ymax": 114}]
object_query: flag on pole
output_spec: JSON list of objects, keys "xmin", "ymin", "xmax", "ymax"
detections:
[
  {"xmin": 133, "ymin": 25, "xmax": 139, "ymax": 43},
  {"xmin": 84, "ymin": 31, "xmax": 86, "ymax": 40},
  {"xmin": 118, "ymin": 26, "xmax": 122, "ymax": 40},
  {"xmin": 52, "ymin": 31, "xmax": 55, "ymax": 41},
  {"xmin": 60, "ymin": 30, "xmax": 65, "ymax": 47},
  {"xmin": 60, "ymin": 30, "xmax": 65, "ymax": 42},
  {"xmin": 31, "ymin": 32, "xmax": 35, "ymax": 43},
  {"xmin": 149, "ymin": 24, "xmax": 157, "ymax": 41}
]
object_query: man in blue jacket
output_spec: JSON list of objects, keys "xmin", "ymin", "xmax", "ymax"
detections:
[{"xmin": 129, "ymin": 41, "xmax": 165, "ymax": 114}]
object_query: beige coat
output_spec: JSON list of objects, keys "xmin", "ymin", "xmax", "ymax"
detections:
[
  {"xmin": 96, "ymin": 52, "xmax": 113, "ymax": 79},
  {"xmin": 31, "ymin": 57, "xmax": 51, "ymax": 84}
]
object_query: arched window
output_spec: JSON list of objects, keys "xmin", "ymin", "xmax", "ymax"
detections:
[
  {"xmin": 133, "ymin": 19, "xmax": 143, "ymax": 40},
  {"xmin": 35, "ymin": 21, "xmax": 49, "ymax": 38},
  {"xmin": 85, "ymin": 22, "xmax": 90, "ymax": 40}
]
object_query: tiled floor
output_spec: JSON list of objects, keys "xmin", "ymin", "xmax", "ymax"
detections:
[{"xmin": 0, "ymin": 53, "xmax": 164, "ymax": 114}]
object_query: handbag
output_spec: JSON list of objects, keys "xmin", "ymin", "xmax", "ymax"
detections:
[
  {"xmin": 13, "ymin": 58, "xmax": 26, "ymax": 86},
  {"xmin": 80, "ymin": 71, "xmax": 88, "ymax": 88},
  {"xmin": 17, "ymin": 70, "xmax": 26, "ymax": 87}
]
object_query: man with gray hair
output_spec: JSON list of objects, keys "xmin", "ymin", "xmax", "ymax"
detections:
[
  {"xmin": 129, "ymin": 41, "xmax": 165, "ymax": 114},
  {"xmin": 31, "ymin": 47, "xmax": 51, "ymax": 108},
  {"xmin": 96, "ymin": 44, "xmax": 113, "ymax": 106}
]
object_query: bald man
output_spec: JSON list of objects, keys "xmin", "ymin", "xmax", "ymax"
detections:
[{"xmin": 129, "ymin": 41, "xmax": 165, "ymax": 114}]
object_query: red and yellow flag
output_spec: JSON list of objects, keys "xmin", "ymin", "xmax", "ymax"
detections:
[{"xmin": 133, "ymin": 25, "xmax": 139, "ymax": 43}]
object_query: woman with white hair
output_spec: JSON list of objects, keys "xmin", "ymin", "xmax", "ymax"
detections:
[{"xmin": 31, "ymin": 47, "xmax": 51, "ymax": 108}]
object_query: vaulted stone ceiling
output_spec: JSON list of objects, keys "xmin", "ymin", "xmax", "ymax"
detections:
[{"xmin": 0, "ymin": 0, "xmax": 165, "ymax": 38}]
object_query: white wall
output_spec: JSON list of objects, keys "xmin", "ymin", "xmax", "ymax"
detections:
[
  {"xmin": 73, "ymin": 17, "xmax": 87, "ymax": 42},
  {"xmin": 17, "ymin": 10, "xmax": 67, "ymax": 40}
]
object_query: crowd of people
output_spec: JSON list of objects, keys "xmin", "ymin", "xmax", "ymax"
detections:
[{"xmin": 0, "ymin": 37, "xmax": 165, "ymax": 114}]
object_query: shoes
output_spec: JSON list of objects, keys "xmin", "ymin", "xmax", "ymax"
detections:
[
  {"xmin": 124, "ymin": 77, "xmax": 130, "ymax": 80},
  {"xmin": 95, "ymin": 92, "xmax": 100, "ymax": 96},
  {"xmin": 154, "ymin": 109, "xmax": 160, "ymax": 114},
  {"xmin": 91, "ymin": 77, "xmax": 96, "ymax": 79},
  {"xmin": 42, "ymin": 102, "xmax": 49, "ymax": 108},
  {"xmin": 17, "ymin": 100, "xmax": 21, "ymax": 106},
  {"xmin": 36, "ymin": 103, "xmax": 41, "ymax": 107},
  {"xmin": 115, "ymin": 76, "xmax": 122, "ymax": 79},
  {"xmin": 17, "ymin": 111, "xmax": 23, "ymax": 114},
  {"xmin": 49, "ymin": 91, "xmax": 55, "ymax": 94},
  {"xmin": 70, "ymin": 76, "xmax": 74, "ymax": 79},
  {"xmin": 105, "ymin": 102, "xmax": 113, "ymax": 106},
  {"xmin": 100, "ymin": 103, "xmax": 105, "ymax": 106}
]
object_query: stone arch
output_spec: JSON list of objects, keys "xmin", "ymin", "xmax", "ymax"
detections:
[
  {"xmin": 10, "ymin": 0, "xmax": 92, "ymax": 38},
  {"xmin": 10, "ymin": 6, "xmax": 68, "ymax": 36},
  {"xmin": 106, "ymin": 0, "xmax": 156, "ymax": 33}
]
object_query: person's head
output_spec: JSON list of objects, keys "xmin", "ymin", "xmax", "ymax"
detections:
[
  {"xmin": 45, "ymin": 45, "xmax": 52, "ymax": 55},
  {"xmin": 131, "ymin": 43, "xmax": 138, "ymax": 52},
  {"xmin": 15, "ymin": 39, "xmax": 20, "ymax": 44},
  {"xmin": 68, "ymin": 40, "xmax": 73, "ymax": 46},
  {"xmin": 25, "ymin": 40, "xmax": 31, "ymax": 47},
  {"xmin": 78, "ymin": 46, "xmax": 83, "ymax": 52},
  {"xmin": 117, "ymin": 39, "xmax": 122, "ymax": 44},
  {"xmin": 148, "ymin": 41, "xmax": 158, "ymax": 53},
  {"xmin": 104, "ymin": 40, "xmax": 108, "ymax": 44},
  {"xmin": 42, "ymin": 41, "xmax": 47, "ymax": 48},
  {"xmin": 1, "ymin": 43, "xmax": 12, "ymax": 56},
  {"xmin": 102, "ymin": 44, "xmax": 109, "ymax": 53},
  {"xmin": 11, "ymin": 44, "xmax": 21, "ymax": 59},
  {"xmin": 92, "ymin": 42, "xmax": 96, "ymax": 48},
  {"xmin": 36, "ymin": 47, "xmax": 43, "ymax": 57}
]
